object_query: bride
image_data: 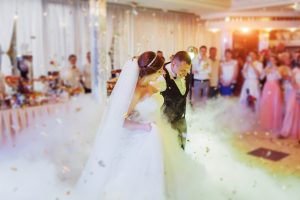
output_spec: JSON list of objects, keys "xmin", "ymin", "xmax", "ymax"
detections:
[{"xmin": 73, "ymin": 51, "xmax": 204, "ymax": 200}]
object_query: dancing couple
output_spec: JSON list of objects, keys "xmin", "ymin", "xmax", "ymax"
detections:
[{"xmin": 71, "ymin": 51, "xmax": 203, "ymax": 200}]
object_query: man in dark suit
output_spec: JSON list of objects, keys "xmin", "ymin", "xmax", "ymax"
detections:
[{"xmin": 161, "ymin": 51, "xmax": 192, "ymax": 149}]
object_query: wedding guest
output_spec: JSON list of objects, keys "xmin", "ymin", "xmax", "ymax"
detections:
[
  {"xmin": 291, "ymin": 51, "xmax": 299, "ymax": 69},
  {"xmin": 81, "ymin": 52, "xmax": 92, "ymax": 93},
  {"xmin": 234, "ymin": 53, "xmax": 245, "ymax": 96},
  {"xmin": 275, "ymin": 42, "xmax": 286, "ymax": 54},
  {"xmin": 169, "ymin": 54, "xmax": 174, "ymax": 61},
  {"xmin": 259, "ymin": 49, "xmax": 271, "ymax": 89},
  {"xmin": 17, "ymin": 56, "xmax": 33, "ymax": 81},
  {"xmin": 0, "ymin": 71, "xmax": 6, "ymax": 99},
  {"xmin": 36, "ymin": 75, "xmax": 50, "ymax": 94},
  {"xmin": 208, "ymin": 47, "xmax": 220, "ymax": 98},
  {"xmin": 259, "ymin": 55, "xmax": 283, "ymax": 135},
  {"xmin": 61, "ymin": 54, "xmax": 82, "ymax": 89},
  {"xmin": 188, "ymin": 47, "xmax": 198, "ymax": 103},
  {"xmin": 239, "ymin": 51, "xmax": 263, "ymax": 111},
  {"xmin": 280, "ymin": 64, "xmax": 300, "ymax": 140},
  {"xmin": 278, "ymin": 52, "xmax": 293, "ymax": 110},
  {"xmin": 49, "ymin": 59, "xmax": 62, "ymax": 72},
  {"xmin": 219, "ymin": 49, "xmax": 238, "ymax": 96},
  {"xmin": 297, "ymin": 55, "xmax": 300, "ymax": 67},
  {"xmin": 157, "ymin": 50, "xmax": 165, "ymax": 61},
  {"xmin": 192, "ymin": 45, "xmax": 211, "ymax": 103}
]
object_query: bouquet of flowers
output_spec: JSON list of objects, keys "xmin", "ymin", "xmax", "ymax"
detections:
[{"xmin": 246, "ymin": 89, "xmax": 257, "ymax": 112}]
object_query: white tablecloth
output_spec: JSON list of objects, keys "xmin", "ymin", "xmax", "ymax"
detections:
[{"xmin": 0, "ymin": 103, "xmax": 70, "ymax": 145}]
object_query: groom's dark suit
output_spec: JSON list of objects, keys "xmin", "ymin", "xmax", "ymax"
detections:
[{"xmin": 161, "ymin": 62, "xmax": 191, "ymax": 149}]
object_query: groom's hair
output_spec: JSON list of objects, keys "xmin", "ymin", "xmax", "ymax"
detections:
[{"xmin": 173, "ymin": 51, "xmax": 191, "ymax": 65}]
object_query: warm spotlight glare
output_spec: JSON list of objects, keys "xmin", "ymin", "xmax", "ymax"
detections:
[
  {"xmin": 289, "ymin": 27, "xmax": 297, "ymax": 32},
  {"xmin": 265, "ymin": 28, "xmax": 273, "ymax": 32},
  {"xmin": 241, "ymin": 27, "xmax": 250, "ymax": 33},
  {"xmin": 261, "ymin": 17, "xmax": 271, "ymax": 22},
  {"xmin": 210, "ymin": 28, "xmax": 219, "ymax": 33},
  {"xmin": 292, "ymin": 2, "xmax": 299, "ymax": 10},
  {"xmin": 132, "ymin": 9, "xmax": 138, "ymax": 16},
  {"xmin": 187, "ymin": 46, "xmax": 197, "ymax": 60},
  {"xmin": 14, "ymin": 15, "xmax": 18, "ymax": 20},
  {"xmin": 225, "ymin": 17, "xmax": 230, "ymax": 22},
  {"xmin": 188, "ymin": 52, "xmax": 195, "ymax": 60}
]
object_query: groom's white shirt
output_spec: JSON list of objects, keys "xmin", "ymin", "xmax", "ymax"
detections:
[{"xmin": 165, "ymin": 63, "xmax": 186, "ymax": 95}]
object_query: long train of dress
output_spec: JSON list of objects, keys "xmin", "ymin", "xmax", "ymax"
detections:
[{"xmin": 72, "ymin": 92, "xmax": 205, "ymax": 200}]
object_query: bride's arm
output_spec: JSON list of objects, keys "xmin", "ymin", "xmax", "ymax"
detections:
[
  {"xmin": 123, "ymin": 89, "xmax": 152, "ymax": 132},
  {"xmin": 124, "ymin": 118, "xmax": 152, "ymax": 132}
]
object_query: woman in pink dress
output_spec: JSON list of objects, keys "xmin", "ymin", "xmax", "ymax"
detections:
[
  {"xmin": 280, "ymin": 66, "xmax": 300, "ymax": 140},
  {"xmin": 259, "ymin": 55, "xmax": 283, "ymax": 135}
]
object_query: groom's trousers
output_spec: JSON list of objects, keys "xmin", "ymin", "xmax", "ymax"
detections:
[{"xmin": 170, "ymin": 118, "xmax": 187, "ymax": 150}]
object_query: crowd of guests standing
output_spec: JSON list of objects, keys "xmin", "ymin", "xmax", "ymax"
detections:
[
  {"xmin": 190, "ymin": 45, "xmax": 300, "ymax": 142},
  {"xmin": 0, "ymin": 51, "xmax": 92, "ymax": 102}
]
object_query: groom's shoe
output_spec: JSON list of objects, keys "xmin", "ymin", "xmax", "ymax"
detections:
[{"xmin": 181, "ymin": 144, "xmax": 185, "ymax": 150}]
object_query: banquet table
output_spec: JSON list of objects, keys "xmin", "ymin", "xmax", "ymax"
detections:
[{"xmin": 0, "ymin": 103, "xmax": 70, "ymax": 145}]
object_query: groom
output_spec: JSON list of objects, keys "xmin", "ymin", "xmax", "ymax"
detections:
[{"xmin": 161, "ymin": 51, "xmax": 192, "ymax": 149}]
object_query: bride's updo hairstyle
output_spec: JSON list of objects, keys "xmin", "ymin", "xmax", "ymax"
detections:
[{"xmin": 138, "ymin": 51, "xmax": 165, "ymax": 78}]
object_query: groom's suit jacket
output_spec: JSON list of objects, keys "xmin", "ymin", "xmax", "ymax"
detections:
[{"xmin": 161, "ymin": 62, "xmax": 191, "ymax": 134}]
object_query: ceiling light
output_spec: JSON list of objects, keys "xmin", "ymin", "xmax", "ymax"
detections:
[
  {"xmin": 132, "ymin": 9, "xmax": 138, "ymax": 16},
  {"xmin": 210, "ymin": 28, "xmax": 220, "ymax": 33},
  {"xmin": 292, "ymin": 2, "xmax": 300, "ymax": 11},
  {"xmin": 241, "ymin": 27, "xmax": 250, "ymax": 33},
  {"xmin": 265, "ymin": 28, "xmax": 273, "ymax": 32}
]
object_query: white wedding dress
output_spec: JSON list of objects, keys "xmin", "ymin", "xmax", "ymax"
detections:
[
  {"xmin": 239, "ymin": 62, "xmax": 263, "ymax": 110},
  {"xmin": 97, "ymin": 93, "xmax": 165, "ymax": 200},
  {"xmin": 72, "ymin": 59, "xmax": 204, "ymax": 200}
]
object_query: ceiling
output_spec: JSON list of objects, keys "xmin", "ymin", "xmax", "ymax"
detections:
[
  {"xmin": 108, "ymin": 0, "xmax": 231, "ymax": 14},
  {"xmin": 108, "ymin": 0, "xmax": 300, "ymax": 16},
  {"xmin": 231, "ymin": 0, "xmax": 297, "ymax": 11}
]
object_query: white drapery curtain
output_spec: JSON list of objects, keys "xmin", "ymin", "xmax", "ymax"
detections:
[
  {"xmin": 0, "ymin": 0, "xmax": 88, "ymax": 89},
  {"xmin": 42, "ymin": 0, "xmax": 90, "ymax": 72},
  {"xmin": 16, "ymin": 0, "xmax": 44, "ymax": 77},
  {"xmin": 107, "ymin": 3, "xmax": 221, "ymax": 69},
  {"xmin": 0, "ymin": 0, "xmax": 16, "ymax": 75},
  {"xmin": 0, "ymin": 0, "xmax": 90, "ymax": 77},
  {"xmin": 0, "ymin": 1, "xmax": 220, "ymax": 75},
  {"xmin": 106, "ymin": 4, "xmax": 132, "ymax": 70}
]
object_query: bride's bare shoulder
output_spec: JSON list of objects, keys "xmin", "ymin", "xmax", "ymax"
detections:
[{"xmin": 152, "ymin": 92, "xmax": 164, "ymax": 105}]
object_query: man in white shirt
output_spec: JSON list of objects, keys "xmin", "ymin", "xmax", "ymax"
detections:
[
  {"xmin": 61, "ymin": 54, "xmax": 82, "ymax": 90},
  {"xmin": 208, "ymin": 47, "xmax": 220, "ymax": 98},
  {"xmin": 192, "ymin": 45, "xmax": 211, "ymax": 103},
  {"xmin": 82, "ymin": 52, "xmax": 92, "ymax": 93}
]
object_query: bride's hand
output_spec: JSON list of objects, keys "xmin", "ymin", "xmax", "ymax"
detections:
[
  {"xmin": 143, "ymin": 123, "xmax": 152, "ymax": 132},
  {"xmin": 124, "ymin": 119, "xmax": 152, "ymax": 132}
]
